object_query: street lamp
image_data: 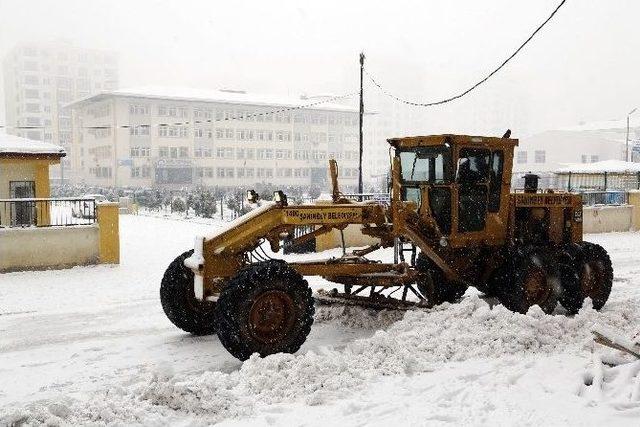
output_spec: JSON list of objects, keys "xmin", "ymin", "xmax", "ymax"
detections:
[{"xmin": 626, "ymin": 107, "xmax": 637, "ymax": 162}]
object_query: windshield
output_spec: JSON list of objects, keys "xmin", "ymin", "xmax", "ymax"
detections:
[{"xmin": 399, "ymin": 148, "xmax": 451, "ymax": 183}]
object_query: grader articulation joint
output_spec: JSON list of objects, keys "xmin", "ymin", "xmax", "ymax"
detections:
[{"xmin": 160, "ymin": 133, "xmax": 613, "ymax": 361}]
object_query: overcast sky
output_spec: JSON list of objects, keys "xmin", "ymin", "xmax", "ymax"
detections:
[{"xmin": 1, "ymin": 0, "xmax": 638, "ymax": 137}]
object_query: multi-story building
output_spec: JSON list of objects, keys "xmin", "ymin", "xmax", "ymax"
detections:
[
  {"xmin": 2, "ymin": 41, "xmax": 119, "ymax": 182},
  {"xmin": 68, "ymin": 87, "xmax": 360, "ymax": 189}
]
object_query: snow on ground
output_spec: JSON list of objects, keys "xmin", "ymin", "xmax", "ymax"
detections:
[{"xmin": 1, "ymin": 215, "xmax": 640, "ymax": 426}]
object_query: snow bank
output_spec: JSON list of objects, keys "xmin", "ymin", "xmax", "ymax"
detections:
[{"xmin": 4, "ymin": 296, "xmax": 639, "ymax": 425}]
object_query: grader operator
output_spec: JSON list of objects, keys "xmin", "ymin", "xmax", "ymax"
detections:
[{"xmin": 160, "ymin": 134, "xmax": 613, "ymax": 361}]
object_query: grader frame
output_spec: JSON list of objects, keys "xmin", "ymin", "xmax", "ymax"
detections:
[{"xmin": 161, "ymin": 133, "xmax": 613, "ymax": 361}]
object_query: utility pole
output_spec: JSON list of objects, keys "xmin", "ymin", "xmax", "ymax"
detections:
[
  {"xmin": 626, "ymin": 108, "xmax": 637, "ymax": 162},
  {"xmin": 358, "ymin": 52, "xmax": 365, "ymax": 198}
]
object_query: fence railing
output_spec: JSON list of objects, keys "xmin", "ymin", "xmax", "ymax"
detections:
[
  {"xmin": 0, "ymin": 198, "xmax": 98, "ymax": 228},
  {"xmin": 579, "ymin": 191, "xmax": 629, "ymax": 206}
]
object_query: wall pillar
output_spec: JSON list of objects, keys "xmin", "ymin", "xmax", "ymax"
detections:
[
  {"xmin": 34, "ymin": 161, "xmax": 51, "ymax": 226},
  {"xmin": 97, "ymin": 202, "xmax": 120, "ymax": 263},
  {"xmin": 628, "ymin": 190, "xmax": 640, "ymax": 231}
]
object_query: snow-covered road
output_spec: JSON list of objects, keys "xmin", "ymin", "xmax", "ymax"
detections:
[{"xmin": 1, "ymin": 215, "xmax": 639, "ymax": 426}]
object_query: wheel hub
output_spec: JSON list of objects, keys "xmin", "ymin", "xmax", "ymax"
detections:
[
  {"xmin": 249, "ymin": 290, "xmax": 295, "ymax": 344},
  {"xmin": 581, "ymin": 261, "xmax": 604, "ymax": 300},
  {"xmin": 524, "ymin": 267, "xmax": 550, "ymax": 306}
]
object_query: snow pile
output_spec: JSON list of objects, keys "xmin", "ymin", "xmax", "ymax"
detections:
[
  {"xmin": 313, "ymin": 304, "xmax": 404, "ymax": 329},
  {"xmin": 4, "ymin": 295, "xmax": 640, "ymax": 425},
  {"xmin": 580, "ymin": 354, "xmax": 640, "ymax": 411}
]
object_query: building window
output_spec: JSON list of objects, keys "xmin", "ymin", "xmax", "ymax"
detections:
[
  {"xmin": 216, "ymin": 167, "xmax": 234, "ymax": 178},
  {"xmin": 179, "ymin": 147, "xmax": 189, "ymax": 158},
  {"xmin": 517, "ymin": 151, "xmax": 527, "ymax": 164},
  {"xmin": 158, "ymin": 105, "xmax": 186, "ymax": 117},
  {"xmin": 216, "ymin": 128, "xmax": 234, "ymax": 139},
  {"xmin": 216, "ymin": 147, "xmax": 234, "ymax": 159},
  {"xmin": 129, "ymin": 125, "xmax": 150, "ymax": 136},
  {"xmin": 129, "ymin": 104, "xmax": 149, "ymax": 115},
  {"xmin": 591, "ymin": 155, "xmax": 599, "ymax": 162},
  {"xmin": 581, "ymin": 155, "xmax": 588, "ymax": 163},
  {"xmin": 24, "ymin": 89, "xmax": 39, "ymax": 99},
  {"xmin": 534, "ymin": 150, "xmax": 545, "ymax": 164},
  {"xmin": 275, "ymin": 131, "xmax": 291, "ymax": 142}
]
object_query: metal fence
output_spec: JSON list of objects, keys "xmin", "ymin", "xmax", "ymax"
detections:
[
  {"xmin": 579, "ymin": 191, "xmax": 629, "ymax": 206},
  {"xmin": 283, "ymin": 225, "xmax": 316, "ymax": 254},
  {"xmin": 0, "ymin": 198, "xmax": 98, "ymax": 228}
]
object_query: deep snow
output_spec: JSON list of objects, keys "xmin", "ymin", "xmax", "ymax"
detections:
[{"xmin": 1, "ymin": 215, "xmax": 639, "ymax": 426}]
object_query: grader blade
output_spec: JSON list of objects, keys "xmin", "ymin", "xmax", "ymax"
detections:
[{"xmin": 314, "ymin": 288, "xmax": 432, "ymax": 311}]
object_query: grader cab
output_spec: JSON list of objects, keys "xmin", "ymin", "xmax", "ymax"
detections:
[{"xmin": 160, "ymin": 134, "xmax": 613, "ymax": 361}]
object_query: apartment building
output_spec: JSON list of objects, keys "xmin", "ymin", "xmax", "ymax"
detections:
[
  {"xmin": 69, "ymin": 87, "xmax": 360, "ymax": 188},
  {"xmin": 2, "ymin": 41, "xmax": 119, "ymax": 182}
]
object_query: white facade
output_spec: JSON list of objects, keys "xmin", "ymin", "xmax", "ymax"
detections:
[
  {"xmin": 2, "ymin": 42, "xmax": 119, "ymax": 182},
  {"xmin": 513, "ymin": 119, "xmax": 640, "ymax": 175},
  {"xmin": 69, "ymin": 88, "xmax": 360, "ymax": 189}
]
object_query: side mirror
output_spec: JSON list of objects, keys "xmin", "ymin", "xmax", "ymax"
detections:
[
  {"xmin": 273, "ymin": 190, "xmax": 288, "ymax": 206},
  {"xmin": 247, "ymin": 189, "xmax": 259, "ymax": 204}
]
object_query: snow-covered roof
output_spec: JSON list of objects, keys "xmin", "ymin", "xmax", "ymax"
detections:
[
  {"xmin": 69, "ymin": 86, "xmax": 358, "ymax": 112},
  {"xmin": 0, "ymin": 132, "xmax": 65, "ymax": 157},
  {"xmin": 556, "ymin": 159, "xmax": 640, "ymax": 174},
  {"xmin": 558, "ymin": 117, "xmax": 640, "ymax": 132}
]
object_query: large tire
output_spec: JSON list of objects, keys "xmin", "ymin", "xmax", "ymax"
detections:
[
  {"xmin": 559, "ymin": 242, "xmax": 613, "ymax": 314},
  {"xmin": 214, "ymin": 260, "xmax": 315, "ymax": 361},
  {"xmin": 160, "ymin": 250, "xmax": 217, "ymax": 335},
  {"xmin": 496, "ymin": 247, "xmax": 558, "ymax": 314},
  {"xmin": 415, "ymin": 253, "xmax": 467, "ymax": 306}
]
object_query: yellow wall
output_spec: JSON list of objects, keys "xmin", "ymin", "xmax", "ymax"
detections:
[
  {"xmin": 97, "ymin": 202, "xmax": 120, "ymax": 264},
  {"xmin": 0, "ymin": 159, "xmax": 54, "ymax": 226}
]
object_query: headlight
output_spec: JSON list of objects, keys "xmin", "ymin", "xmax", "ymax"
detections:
[
  {"xmin": 247, "ymin": 189, "xmax": 259, "ymax": 203},
  {"xmin": 273, "ymin": 190, "xmax": 288, "ymax": 206}
]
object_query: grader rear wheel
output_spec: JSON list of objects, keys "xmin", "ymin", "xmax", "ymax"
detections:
[
  {"xmin": 559, "ymin": 242, "xmax": 613, "ymax": 314},
  {"xmin": 214, "ymin": 260, "xmax": 315, "ymax": 361},
  {"xmin": 160, "ymin": 250, "xmax": 217, "ymax": 335},
  {"xmin": 497, "ymin": 248, "xmax": 558, "ymax": 314}
]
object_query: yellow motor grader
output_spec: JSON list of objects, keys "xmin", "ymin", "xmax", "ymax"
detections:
[{"xmin": 160, "ymin": 134, "xmax": 613, "ymax": 361}]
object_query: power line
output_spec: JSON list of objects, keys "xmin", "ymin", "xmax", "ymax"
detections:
[
  {"xmin": 0, "ymin": 91, "xmax": 358, "ymax": 130},
  {"xmin": 365, "ymin": 0, "xmax": 567, "ymax": 107}
]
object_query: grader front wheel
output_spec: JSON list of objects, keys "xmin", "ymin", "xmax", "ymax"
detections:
[
  {"xmin": 160, "ymin": 250, "xmax": 217, "ymax": 335},
  {"xmin": 214, "ymin": 260, "xmax": 315, "ymax": 361},
  {"xmin": 416, "ymin": 254, "xmax": 467, "ymax": 306}
]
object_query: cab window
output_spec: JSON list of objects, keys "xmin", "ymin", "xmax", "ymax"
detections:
[
  {"xmin": 399, "ymin": 147, "xmax": 451, "ymax": 183},
  {"xmin": 456, "ymin": 148, "xmax": 490, "ymax": 183},
  {"xmin": 488, "ymin": 151, "xmax": 503, "ymax": 212}
]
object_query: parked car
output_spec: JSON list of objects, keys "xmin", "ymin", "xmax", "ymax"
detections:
[{"xmin": 71, "ymin": 194, "xmax": 107, "ymax": 219}]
